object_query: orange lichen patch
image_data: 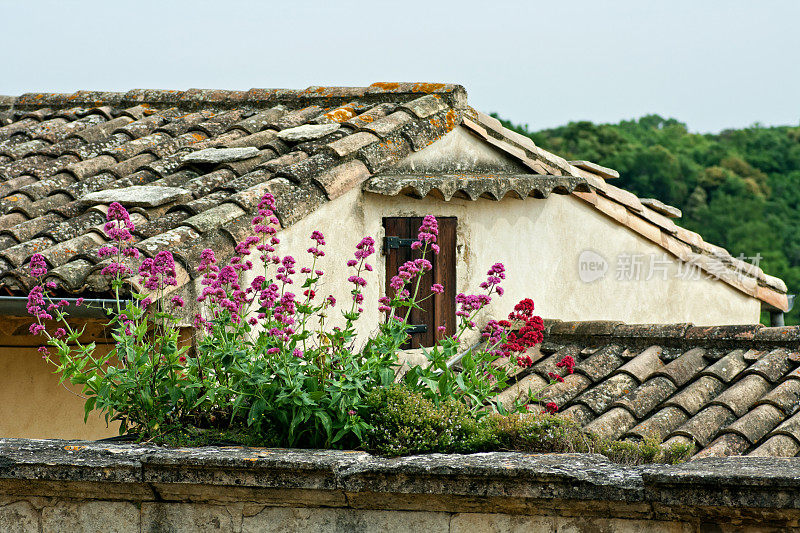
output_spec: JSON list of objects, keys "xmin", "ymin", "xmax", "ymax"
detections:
[
  {"xmin": 444, "ymin": 109, "xmax": 458, "ymax": 131},
  {"xmin": 312, "ymin": 87, "xmax": 342, "ymax": 97},
  {"xmin": 370, "ymin": 82, "xmax": 400, "ymax": 91},
  {"xmin": 411, "ymin": 82, "xmax": 447, "ymax": 93},
  {"xmin": 325, "ymin": 107, "xmax": 356, "ymax": 123},
  {"xmin": 245, "ymin": 88, "xmax": 279, "ymax": 100},
  {"xmin": 359, "ymin": 115, "xmax": 374, "ymax": 124},
  {"xmin": 191, "ymin": 133, "xmax": 205, "ymax": 142},
  {"xmin": 64, "ymin": 445, "xmax": 85, "ymax": 451}
]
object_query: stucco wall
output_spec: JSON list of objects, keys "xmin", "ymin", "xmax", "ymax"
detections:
[
  {"xmin": 0, "ymin": 323, "xmax": 193, "ymax": 440},
  {"xmin": 0, "ymin": 339, "xmax": 117, "ymax": 440},
  {"xmin": 228, "ymin": 187, "xmax": 759, "ymax": 345}
]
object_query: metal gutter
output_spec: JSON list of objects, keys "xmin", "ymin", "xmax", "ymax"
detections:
[{"xmin": 0, "ymin": 296, "xmax": 122, "ymax": 319}]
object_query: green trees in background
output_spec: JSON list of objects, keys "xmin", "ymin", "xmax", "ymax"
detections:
[{"xmin": 493, "ymin": 114, "xmax": 800, "ymax": 325}]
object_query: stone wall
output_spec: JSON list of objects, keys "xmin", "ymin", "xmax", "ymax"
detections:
[{"xmin": 1, "ymin": 439, "xmax": 799, "ymax": 532}]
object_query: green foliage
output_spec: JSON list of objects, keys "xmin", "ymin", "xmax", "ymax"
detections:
[
  {"xmin": 365, "ymin": 385, "xmax": 486, "ymax": 456},
  {"xmin": 365, "ymin": 386, "xmax": 693, "ymax": 464},
  {"xmin": 495, "ymin": 113, "xmax": 800, "ymax": 324},
  {"xmin": 30, "ymin": 205, "xmax": 522, "ymax": 448},
  {"xmin": 400, "ymin": 334, "xmax": 513, "ymax": 416}
]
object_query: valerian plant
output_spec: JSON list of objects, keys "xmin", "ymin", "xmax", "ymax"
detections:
[{"xmin": 28, "ymin": 193, "xmax": 569, "ymax": 448}]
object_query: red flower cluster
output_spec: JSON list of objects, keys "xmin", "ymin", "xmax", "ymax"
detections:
[
  {"xmin": 556, "ymin": 355, "xmax": 575, "ymax": 374},
  {"xmin": 498, "ymin": 298, "xmax": 544, "ymax": 367},
  {"xmin": 545, "ymin": 355, "xmax": 575, "ymax": 389}
]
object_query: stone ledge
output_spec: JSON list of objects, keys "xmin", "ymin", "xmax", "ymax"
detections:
[{"xmin": 2, "ymin": 439, "xmax": 800, "ymax": 517}]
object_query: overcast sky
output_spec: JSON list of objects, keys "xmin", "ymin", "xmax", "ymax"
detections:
[{"xmin": 2, "ymin": 0, "xmax": 799, "ymax": 133}]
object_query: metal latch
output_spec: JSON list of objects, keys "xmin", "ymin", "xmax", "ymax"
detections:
[
  {"xmin": 407, "ymin": 324, "xmax": 428, "ymax": 334},
  {"xmin": 383, "ymin": 236, "xmax": 417, "ymax": 254}
]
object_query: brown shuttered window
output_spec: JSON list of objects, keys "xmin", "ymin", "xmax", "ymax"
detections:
[{"xmin": 383, "ymin": 217, "xmax": 456, "ymax": 348}]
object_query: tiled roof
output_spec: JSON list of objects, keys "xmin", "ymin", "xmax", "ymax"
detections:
[
  {"xmin": 497, "ymin": 319, "xmax": 800, "ymax": 458},
  {"xmin": 0, "ymin": 84, "xmax": 477, "ymax": 296},
  {"xmin": 0, "ymin": 83, "xmax": 789, "ymax": 311}
]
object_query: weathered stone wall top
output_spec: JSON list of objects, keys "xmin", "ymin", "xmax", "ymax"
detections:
[{"xmin": 2, "ymin": 438, "xmax": 800, "ymax": 520}]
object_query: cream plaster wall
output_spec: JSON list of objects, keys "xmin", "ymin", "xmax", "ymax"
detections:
[
  {"xmin": 233, "ymin": 187, "xmax": 760, "ymax": 344},
  {"xmin": 0, "ymin": 341, "xmax": 118, "ymax": 439}
]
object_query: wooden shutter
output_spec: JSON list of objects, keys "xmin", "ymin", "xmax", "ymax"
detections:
[{"xmin": 383, "ymin": 217, "xmax": 456, "ymax": 348}]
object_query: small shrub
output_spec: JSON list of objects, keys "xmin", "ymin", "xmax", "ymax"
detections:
[
  {"xmin": 364, "ymin": 385, "xmax": 486, "ymax": 456},
  {"xmin": 365, "ymin": 386, "xmax": 694, "ymax": 464}
]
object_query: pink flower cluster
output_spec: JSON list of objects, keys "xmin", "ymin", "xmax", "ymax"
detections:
[
  {"xmin": 99, "ymin": 202, "xmax": 140, "ymax": 278},
  {"xmin": 195, "ymin": 195, "xmax": 283, "ymax": 327},
  {"xmin": 26, "ymin": 253, "xmax": 73, "ymax": 336},
  {"xmin": 455, "ymin": 263, "xmax": 507, "ymax": 328},
  {"xmin": 29, "ymin": 253, "xmax": 47, "ymax": 278},
  {"xmin": 383, "ymin": 217, "xmax": 442, "ymax": 311},
  {"xmin": 197, "ymin": 251, "xmax": 250, "ymax": 324},
  {"xmin": 479, "ymin": 263, "xmax": 505, "ymax": 296},
  {"xmin": 139, "ymin": 251, "xmax": 178, "ymax": 291},
  {"xmin": 410, "ymin": 215, "xmax": 439, "ymax": 254},
  {"xmin": 347, "ymin": 236, "xmax": 375, "ymax": 312},
  {"xmin": 193, "ymin": 192, "xmax": 342, "ymax": 336},
  {"xmin": 307, "ymin": 231, "xmax": 325, "ymax": 257},
  {"xmin": 104, "ymin": 202, "xmax": 134, "ymax": 243}
]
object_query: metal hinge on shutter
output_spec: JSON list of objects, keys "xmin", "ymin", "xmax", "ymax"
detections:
[{"xmin": 382, "ymin": 236, "xmax": 416, "ymax": 254}]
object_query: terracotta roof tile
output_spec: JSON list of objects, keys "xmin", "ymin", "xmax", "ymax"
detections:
[
  {"xmin": 750, "ymin": 434, "xmax": 800, "ymax": 457},
  {"xmin": 497, "ymin": 320, "xmax": 800, "ymax": 458},
  {"xmin": 614, "ymin": 376, "xmax": 677, "ymax": 419},
  {"xmin": 757, "ymin": 378, "xmax": 800, "ymax": 415},
  {"xmin": 561, "ymin": 404, "xmax": 594, "ymax": 426},
  {"xmin": 626, "ymin": 406, "xmax": 688, "ymax": 441},
  {"xmin": 725, "ymin": 404, "xmax": 784, "ymax": 444},
  {"xmin": 709, "ymin": 374, "xmax": 771, "ymax": 417},
  {"xmin": 672, "ymin": 405, "xmax": 737, "ymax": 447},
  {"xmin": 496, "ymin": 373, "xmax": 548, "ymax": 406},
  {"xmin": 746, "ymin": 349, "xmax": 793, "ymax": 382},
  {"xmin": 654, "ymin": 348, "xmax": 707, "ymax": 386},
  {"xmin": 616, "ymin": 346, "xmax": 664, "ymax": 382},
  {"xmin": 574, "ymin": 373, "xmax": 639, "ymax": 415},
  {"xmin": 574, "ymin": 344, "xmax": 625, "ymax": 381},
  {"xmin": 701, "ymin": 350, "xmax": 748, "ymax": 383},
  {"xmin": 768, "ymin": 411, "xmax": 800, "ymax": 444},
  {"xmin": 539, "ymin": 373, "xmax": 592, "ymax": 406},
  {"xmin": 664, "ymin": 375, "xmax": 725, "ymax": 416},
  {"xmin": 696, "ymin": 433, "xmax": 749, "ymax": 458},
  {"xmin": 584, "ymin": 407, "xmax": 636, "ymax": 440}
]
